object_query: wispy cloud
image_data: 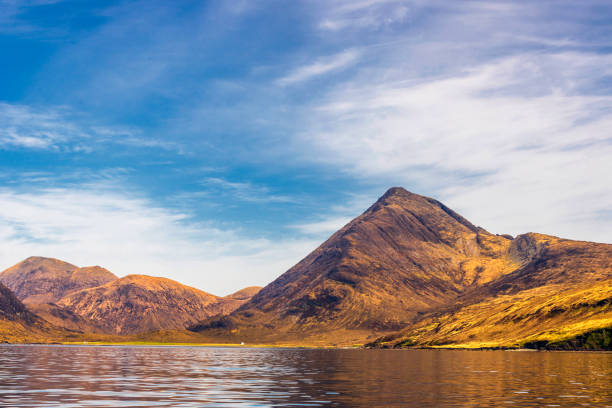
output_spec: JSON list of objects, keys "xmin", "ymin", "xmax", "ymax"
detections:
[
  {"xmin": 297, "ymin": 51, "xmax": 612, "ymax": 242},
  {"xmin": 277, "ymin": 49, "xmax": 361, "ymax": 85},
  {"xmin": 0, "ymin": 103, "xmax": 76, "ymax": 149},
  {"xmin": 289, "ymin": 192, "xmax": 374, "ymax": 236},
  {"xmin": 290, "ymin": 216, "xmax": 353, "ymax": 235},
  {"xmin": 0, "ymin": 182, "xmax": 317, "ymax": 295},
  {"xmin": 202, "ymin": 177, "xmax": 294, "ymax": 204},
  {"xmin": 0, "ymin": 0, "xmax": 64, "ymax": 33},
  {"xmin": 318, "ymin": 0, "xmax": 413, "ymax": 31},
  {"xmin": 0, "ymin": 102, "xmax": 182, "ymax": 153}
]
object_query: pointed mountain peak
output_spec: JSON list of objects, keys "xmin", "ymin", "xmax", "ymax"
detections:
[
  {"xmin": 373, "ymin": 186, "xmax": 419, "ymax": 205},
  {"xmin": 367, "ymin": 187, "xmax": 479, "ymax": 234},
  {"xmin": 381, "ymin": 186, "xmax": 413, "ymax": 198}
]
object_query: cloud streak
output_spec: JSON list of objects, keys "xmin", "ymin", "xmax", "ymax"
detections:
[
  {"xmin": 277, "ymin": 49, "xmax": 361, "ymax": 85},
  {"xmin": 202, "ymin": 177, "xmax": 294, "ymax": 203},
  {"xmin": 0, "ymin": 102, "xmax": 182, "ymax": 153}
]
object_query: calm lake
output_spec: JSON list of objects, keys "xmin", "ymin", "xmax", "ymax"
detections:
[{"xmin": 0, "ymin": 345, "xmax": 610, "ymax": 407}]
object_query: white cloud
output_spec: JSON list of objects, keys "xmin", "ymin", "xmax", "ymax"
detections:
[
  {"xmin": 0, "ymin": 103, "xmax": 76, "ymax": 150},
  {"xmin": 278, "ymin": 49, "xmax": 361, "ymax": 85},
  {"xmin": 318, "ymin": 0, "xmax": 415, "ymax": 31},
  {"xmin": 0, "ymin": 103, "xmax": 181, "ymax": 153},
  {"xmin": 297, "ymin": 52, "xmax": 612, "ymax": 243},
  {"xmin": 0, "ymin": 184, "xmax": 318, "ymax": 295},
  {"xmin": 289, "ymin": 192, "xmax": 375, "ymax": 235},
  {"xmin": 202, "ymin": 177, "xmax": 294, "ymax": 203},
  {"xmin": 290, "ymin": 216, "xmax": 353, "ymax": 235}
]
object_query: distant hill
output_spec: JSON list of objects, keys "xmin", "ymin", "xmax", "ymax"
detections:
[
  {"xmin": 0, "ymin": 256, "xmax": 117, "ymax": 304},
  {"xmin": 57, "ymin": 275, "xmax": 249, "ymax": 335},
  {"xmin": 0, "ymin": 257, "xmax": 262, "ymax": 336},
  {"xmin": 226, "ymin": 286, "xmax": 263, "ymax": 301},
  {"xmin": 191, "ymin": 187, "xmax": 612, "ymax": 348},
  {"xmin": 207, "ymin": 286, "xmax": 264, "ymax": 316}
]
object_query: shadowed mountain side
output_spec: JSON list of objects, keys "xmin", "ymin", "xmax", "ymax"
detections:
[
  {"xmin": 0, "ymin": 257, "xmax": 117, "ymax": 304},
  {"xmin": 369, "ymin": 233, "xmax": 612, "ymax": 349},
  {"xmin": 26, "ymin": 302, "xmax": 102, "ymax": 334},
  {"xmin": 191, "ymin": 187, "xmax": 521, "ymax": 341},
  {"xmin": 57, "ymin": 275, "xmax": 241, "ymax": 335},
  {"xmin": 0, "ymin": 282, "xmax": 34, "ymax": 323},
  {"xmin": 0, "ymin": 282, "xmax": 71, "ymax": 343}
]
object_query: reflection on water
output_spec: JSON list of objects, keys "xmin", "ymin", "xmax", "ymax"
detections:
[{"xmin": 0, "ymin": 345, "xmax": 610, "ymax": 407}]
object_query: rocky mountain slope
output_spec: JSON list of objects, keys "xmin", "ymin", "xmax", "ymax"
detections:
[
  {"xmin": 0, "ymin": 282, "xmax": 66, "ymax": 343},
  {"xmin": 191, "ymin": 187, "xmax": 612, "ymax": 347},
  {"xmin": 0, "ymin": 256, "xmax": 260, "ymax": 336},
  {"xmin": 0, "ymin": 257, "xmax": 117, "ymax": 304},
  {"xmin": 57, "ymin": 275, "xmax": 247, "ymax": 335},
  {"xmin": 372, "ymin": 233, "xmax": 612, "ymax": 348}
]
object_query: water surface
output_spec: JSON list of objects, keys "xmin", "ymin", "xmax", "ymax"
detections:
[{"xmin": 0, "ymin": 345, "xmax": 610, "ymax": 407}]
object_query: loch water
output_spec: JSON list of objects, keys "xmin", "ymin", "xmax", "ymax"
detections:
[{"xmin": 0, "ymin": 344, "xmax": 610, "ymax": 407}]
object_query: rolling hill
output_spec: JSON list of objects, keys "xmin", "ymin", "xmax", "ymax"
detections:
[
  {"xmin": 57, "ymin": 275, "xmax": 252, "ymax": 335},
  {"xmin": 0, "ymin": 256, "xmax": 117, "ymax": 304},
  {"xmin": 0, "ymin": 256, "xmax": 260, "ymax": 336}
]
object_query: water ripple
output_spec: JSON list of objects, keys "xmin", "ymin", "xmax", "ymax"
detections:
[{"xmin": 0, "ymin": 345, "xmax": 610, "ymax": 407}]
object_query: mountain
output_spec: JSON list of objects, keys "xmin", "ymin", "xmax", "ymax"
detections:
[
  {"xmin": 25, "ymin": 302, "xmax": 102, "ymax": 334},
  {"xmin": 0, "ymin": 257, "xmax": 260, "ymax": 336},
  {"xmin": 373, "ymin": 233, "xmax": 612, "ymax": 349},
  {"xmin": 57, "ymin": 274, "xmax": 234, "ymax": 335},
  {"xmin": 2, "ymin": 187, "xmax": 609, "ymax": 348},
  {"xmin": 191, "ymin": 187, "xmax": 612, "ymax": 348},
  {"xmin": 0, "ymin": 257, "xmax": 117, "ymax": 304},
  {"xmin": 191, "ymin": 187, "xmax": 521, "ymax": 343},
  {"xmin": 0, "ymin": 282, "xmax": 64, "ymax": 343},
  {"xmin": 0, "ymin": 282, "xmax": 33, "ymax": 323}
]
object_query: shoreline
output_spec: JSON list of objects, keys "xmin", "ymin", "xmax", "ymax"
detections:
[{"xmin": 2, "ymin": 341, "xmax": 610, "ymax": 352}]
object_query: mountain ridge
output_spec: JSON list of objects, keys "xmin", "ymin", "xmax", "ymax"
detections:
[
  {"xmin": 190, "ymin": 187, "xmax": 611, "ymax": 347},
  {"xmin": 1, "ymin": 187, "xmax": 610, "ymax": 348},
  {"xmin": 0, "ymin": 257, "xmax": 261, "ymax": 336},
  {"xmin": 0, "ymin": 256, "xmax": 117, "ymax": 304}
]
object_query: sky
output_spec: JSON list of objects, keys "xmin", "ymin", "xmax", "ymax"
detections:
[{"xmin": 1, "ymin": 0, "xmax": 611, "ymax": 295}]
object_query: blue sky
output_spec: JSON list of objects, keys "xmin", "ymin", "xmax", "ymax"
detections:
[{"xmin": 1, "ymin": 0, "xmax": 611, "ymax": 295}]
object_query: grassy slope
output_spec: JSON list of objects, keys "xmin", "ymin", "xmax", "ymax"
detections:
[{"xmin": 371, "ymin": 281, "xmax": 610, "ymax": 349}]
